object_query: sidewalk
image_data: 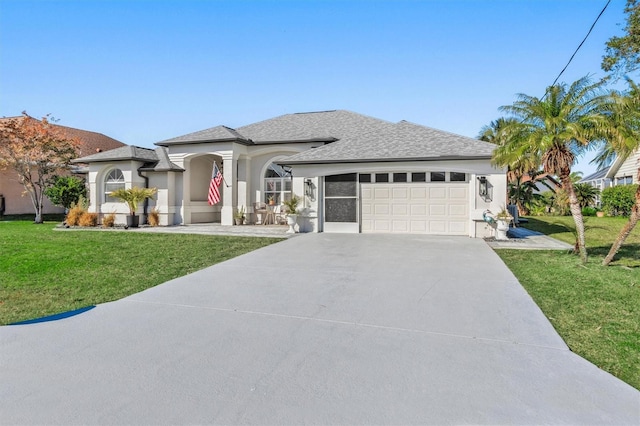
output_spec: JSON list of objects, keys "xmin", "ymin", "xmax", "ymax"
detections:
[{"xmin": 485, "ymin": 226, "xmax": 575, "ymax": 250}]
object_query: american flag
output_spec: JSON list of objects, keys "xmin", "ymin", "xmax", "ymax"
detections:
[{"xmin": 208, "ymin": 162, "xmax": 223, "ymax": 205}]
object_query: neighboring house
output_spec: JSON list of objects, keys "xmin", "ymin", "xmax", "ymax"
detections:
[
  {"xmin": 73, "ymin": 110, "xmax": 506, "ymax": 237},
  {"xmin": 605, "ymin": 150, "xmax": 640, "ymax": 186},
  {"xmin": 579, "ymin": 168, "xmax": 613, "ymax": 206},
  {"xmin": 0, "ymin": 117, "xmax": 125, "ymax": 215}
]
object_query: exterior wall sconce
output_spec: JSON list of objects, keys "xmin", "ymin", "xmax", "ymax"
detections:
[
  {"xmin": 477, "ymin": 176, "xmax": 492, "ymax": 201},
  {"xmin": 478, "ymin": 176, "xmax": 488, "ymax": 196},
  {"xmin": 304, "ymin": 178, "xmax": 315, "ymax": 200}
]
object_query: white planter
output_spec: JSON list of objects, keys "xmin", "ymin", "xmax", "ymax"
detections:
[
  {"xmin": 495, "ymin": 218, "xmax": 511, "ymax": 241},
  {"xmin": 286, "ymin": 214, "xmax": 297, "ymax": 234}
]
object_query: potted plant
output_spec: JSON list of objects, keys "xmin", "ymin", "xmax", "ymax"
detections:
[
  {"xmin": 234, "ymin": 206, "xmax": 245, "ymax": 225},
  {"xmin": 267, "ymin": 195, "xmax": 275, "ymax": 206},
  {"xmin": 282, "ymin": 195, "xmax": 300, "ymax": 233},
  {"xmin": 494, "ymin": 206, "xmax": 513, "ymax": 241},
  {"xmin": 109, "ymin": 186, "xmax": 157, "ymax": 228}
]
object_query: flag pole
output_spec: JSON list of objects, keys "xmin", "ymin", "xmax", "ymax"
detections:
[{"xmin": 213, "ymin": 161, "xmax": 230, "ymax": 187}]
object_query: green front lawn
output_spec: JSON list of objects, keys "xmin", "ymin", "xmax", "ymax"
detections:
[
  {"xmin": 497, "ymin": 216, "xmax": 640, "ymax": 390},
  {"xmin": 0, "ymin": 221, "xmax": 281, "ymax": 325}
]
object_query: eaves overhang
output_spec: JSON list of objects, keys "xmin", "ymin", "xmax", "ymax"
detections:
[{"xmin": 279, "ymin": 155, "xmax": 493, "ymax": 166}]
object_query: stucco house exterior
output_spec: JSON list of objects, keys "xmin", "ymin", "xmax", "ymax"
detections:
[
  {"xmin": 73, "ymin": 110, "xmax": 506, "ymax": 237},
  {"xmin": 0, "ymin": 117, "xmax": 125, "ymax": 215}
]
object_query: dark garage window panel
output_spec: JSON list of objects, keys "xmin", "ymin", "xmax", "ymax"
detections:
[
  {"xmin": 325, "ymin": 173, "xmax": 357, "ymax": 197},
  {"xmin": 325, "ymin": 198, "xmax": 358, "ymax": 222}
]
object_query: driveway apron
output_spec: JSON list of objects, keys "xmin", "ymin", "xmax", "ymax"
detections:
[{"xmin": 1, "ymin": 234, "xmax": 638, "ymax": 425}]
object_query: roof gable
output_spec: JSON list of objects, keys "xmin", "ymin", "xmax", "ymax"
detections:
[
  {"xmin": 72, "ymin": 145, "xmax": 158, "ymax": 163},
  {"xmin": 157, "ymin": 125, "xmax": 248, "ymax": 145}
]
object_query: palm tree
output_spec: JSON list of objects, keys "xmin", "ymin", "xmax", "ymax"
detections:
[
  {"xmin": 492, "ymin": 76, "xmax": 609, "ymax": 264},
  {"xmin": 508, "ymin": 170, "xmax": 554, "ymax": 216},
  {"xmin": 573, "ymin": 183, "xmax": 601, "ymax": 208},
  {"xmin": 595, "ymin": 78, "xmax": 640, "ymax": 265}
]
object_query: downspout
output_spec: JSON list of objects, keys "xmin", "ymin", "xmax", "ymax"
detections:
[{"xmin": 137, "ymin": 169, "xmax": 149, "ymax": 225}]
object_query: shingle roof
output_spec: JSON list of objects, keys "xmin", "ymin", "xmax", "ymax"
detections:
[
  {"xmin": 157, "ymin": 125, "xmax": 249, "ymax": 145},
  {"xmin": 153, "ymin": 110, "xmax": 495, "ymax": 163},
  {"xmin": 580, "ymin": 167, "xmax": 610, "ymax": 182},
  {"xmin": 72, "ymin": 145, "xmax": 159, "ymax": 163},
  {"xmin": 0, "ymin": 116, "xmax": 125, "ymax": 156},
  {"xmin": 140, "ymin": 148, "xmax": 184, "ymax": 172},
  {"xmin": 279, "ymin": 115, "xmax": 495, "ymax": 164}
]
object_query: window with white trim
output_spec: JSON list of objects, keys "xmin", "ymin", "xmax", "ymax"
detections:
[
  {"xmin": 264, "ymin": 163, "xmax": 292, "ymax": 204},
  {"xmin": 104, "ymin": 169, "xmax": 125, "ymax": 202}
]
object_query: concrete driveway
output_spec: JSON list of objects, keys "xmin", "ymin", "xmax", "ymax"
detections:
[{"xmin": 1, "ymin": 234, "xmax": 638, "ymax": 425}]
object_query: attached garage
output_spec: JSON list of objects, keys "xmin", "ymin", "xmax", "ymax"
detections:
[{"xmin": 361, "ymin": 182, "xmax": 469, "ymax": 235}]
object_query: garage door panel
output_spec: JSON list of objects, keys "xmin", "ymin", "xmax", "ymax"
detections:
[
  {"xmin": 410, "ymin": 187, "xmax": 427, "ymax": 199},
  {"xmin": 411, "ymin": 204, "xmax": 427, "ymax": 215},
  {"xmin": 361, "ymin": 183, "xmax": 468, "ymax": 235},
  {"xmin": 429, "ymin": 204, "xmax": 446, "ymax": 216},
  {"xmin": 392, "ymin": 220, "xmax": 409, "ymax": 232},
  {"xmin": 449, "ymin": 221, "xmax": 467, "ymax": 233},
  {"xmin": 392, "ymin": 187, "xmax": 409, "ymax": 199},
  {"xmin": 429, "ymin": 187, "xmax": 446, "ymax": 199},
  {"xmin": 374, "ymin": 188, "xmax": 390, "ymax": 198},
  {"xmin": 449, "ymin": 187, "xmax": 468, "ymax": 199},
  {"xmin": 392, "ymin": 204, "xmax": 408, "ymax": 215},
  {"xmin": 429, "ymin": 221, "xmax": 447, "ymax": 233},
  {"xmin": 449, "ymin": 204, "xmax": 468, "ymax": 217},
  {"xmin": 374, "ymin": 204, "xmax": 389, "ymax": 215}
]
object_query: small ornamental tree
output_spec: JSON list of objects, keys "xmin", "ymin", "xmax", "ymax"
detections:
[
  {"xmin": 0, "ymin": 112, "xmax": 80, "ymax": 223},
  {"xmin": 44, "ymin": 175, "xmax": 87, "ymax": 211}
]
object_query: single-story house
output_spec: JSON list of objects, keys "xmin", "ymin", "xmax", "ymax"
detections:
[
  {"xmin": 580, "ymin": 151, "xmax": 639, "ymax": 206},
  {"xmin": 0, "ymin": 117, "xmax": 125, "ymax": 215},
  {"xmin": 73, "ymin": 110, "xmax": 506, "ymax": 237}
]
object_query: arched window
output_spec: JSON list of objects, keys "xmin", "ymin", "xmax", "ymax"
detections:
[
  {"xmin": 104, "ymin": 169, "xmax": 125, "ymax": 202},
  {"xmin": 264, "ymin": 163, "xmax": 292, "ymax": 204}
]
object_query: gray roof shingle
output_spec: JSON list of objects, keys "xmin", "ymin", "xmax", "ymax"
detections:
[
  {"xmin": 153, "ymin": 110, "xmax": 495, "ymax": 163},
  {"xmin": 157, "ymin": 125, "xmax": 248, "ymax": 145},
  {"xmin": 72, "ymin": 145, "xmax": 159, "ymax": 163}
]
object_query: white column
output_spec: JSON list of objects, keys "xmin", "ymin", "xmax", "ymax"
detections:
[
  {"xmin": 221, "ymin": 152, "xmax": 237, "ymax": 226},
  {"xmin": 237, "ymin": 157, "xmax": 250, "ymax": 214}
]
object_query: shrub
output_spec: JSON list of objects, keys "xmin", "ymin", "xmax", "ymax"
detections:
[
  {"xmin": 601, "ymin": 184, "xmax": 638, "ymax": 216},
  {"xmin": 148, "ymin": 208, "xmax": 160, "ymax": 227},
  {"xmin": 78, "ymin": 212, "xmax": 98, "ymax": 227},
  {"xmin": 45, "ymin": 176, "xmax": 87, "ymax": 210},
  {"xmin": 582, "ymin": 206, "xmax": 598, "ymax": 216},
  {"xmin": 65, "ymin": 206, "xmax": 85, "ymax": 226},
  {"xmin": 102, "ymin": 213, "xmax": 116, "ymax": 228}
]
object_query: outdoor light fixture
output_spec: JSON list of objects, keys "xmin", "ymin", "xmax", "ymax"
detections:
[
  {"xmin": 478, "ymin": 176, "xmax": 488, "ymax": 197},
  {"xmin": 304, "ymin": 178, "xmax": 314, "ymax": 199}
]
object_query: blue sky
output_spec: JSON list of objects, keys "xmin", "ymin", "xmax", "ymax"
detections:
[{"xmin": 0, "ymin": 0, "xmax": 630, "ymax": 175}]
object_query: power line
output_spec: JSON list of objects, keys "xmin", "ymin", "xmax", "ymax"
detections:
[{"xmin": 549, "ymin": 0, "xmax": 611, "ymax": 88}]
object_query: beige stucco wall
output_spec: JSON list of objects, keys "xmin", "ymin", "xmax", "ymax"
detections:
[{"xmin": 0, "ymin": 169, "xmax": 65, "ymax": 216}]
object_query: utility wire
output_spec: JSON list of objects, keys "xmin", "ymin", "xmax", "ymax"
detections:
[{"xmin": 549, "ymin": 0, "xmax": 611, "ymax": 89}]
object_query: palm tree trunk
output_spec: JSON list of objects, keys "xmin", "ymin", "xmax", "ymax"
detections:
[
  {"xmin": 562, "ymin": 175, "xmax": 588, "ymax": 264},
  {"xmin": 603, "ymin": 181, "xmax": 640, "ymax": 266}
]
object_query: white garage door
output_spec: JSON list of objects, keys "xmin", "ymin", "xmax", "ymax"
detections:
[{"xmin": 361, "ymin": 183, "xmax": 469, "ymax": 235}]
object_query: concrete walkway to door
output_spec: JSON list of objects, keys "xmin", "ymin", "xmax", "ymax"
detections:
[{"xmin": 1, "ymin": 234, "xmax": 638, "ymax": 424}]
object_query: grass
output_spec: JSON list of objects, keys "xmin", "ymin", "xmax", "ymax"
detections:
[
  {"xmin": 496, "ymin": 216, "xmax": 640, "ymax": 390},
  {"xmin": 0, "ymin": 221, "xmax": 282, "ymax": 325}
]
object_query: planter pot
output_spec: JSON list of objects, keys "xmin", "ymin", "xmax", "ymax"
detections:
[
  {"xmin": 286, "ymin": 214, "xmax": 297, "ymax": 234},
  {"xmin": 234, "ymin": 218, "xmax": 244, "ymax": 225},
  {"xmin": 495, "ymin": 218, "xmax": 511, "ymax": 241},
  {"xmin": 596, "ymin": 211, "xmax": 605, "ymax": 217},
  {"xmin": 126, "ymin": 215, "xmax": 139, "ymax": 228}
]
